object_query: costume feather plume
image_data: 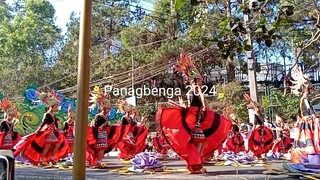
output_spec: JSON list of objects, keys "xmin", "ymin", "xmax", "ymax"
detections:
[
  {"xmin": 290, "ymin": 65, "xmax": 311, "ymax": 96},
  {"xmin": 89, "ymin": 86, "xmax": 110, "ymax": 108},
  {"xmin": 0, "ymin": 98, "xmax": 19, "ymax": 118},
  {"xmin": 39, "ymin": 90, "xmax": 62, "ymax": 107},
  {"xmin": 176, "ymin": 53, "xmax": 201, "ymax": 79}
]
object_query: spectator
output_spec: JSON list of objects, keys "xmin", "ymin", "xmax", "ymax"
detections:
[
  {"xmin": 274, "ymin": 114, "xmax": 284, "ymax": 139},
  {"xmin": 264, "ymin": 116, "xmax": 275, "ymax": 128}
]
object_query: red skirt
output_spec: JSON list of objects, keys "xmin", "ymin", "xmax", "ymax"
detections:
[
  {"xmin": 291, "ymin": 117, "xmax": 317, "ymax": 163},
  {"xmin": 248, "ymin": 126, "xmax": 274, "ymax": 157},
  {"xmin": 44, "ymin": 131, "xmax": 59, "ymax": 144},
  {"xmin": 14, "ymin": 130, "xmax": 68, "ymax": 164},
  {"xmin": 225, "ymin": 134, "xmax": 245, "ymax": 153},
  {"xmin": 0, "ymin": 132, "xmax": 22, "ymax": 150},
  {"xmin": 153, "ymin": 136, "xmax": 170, "ymax": 154},
  {"xmin": 117, "ymin": 125, "xmax": 148, "ymax": 160},
  {"xmin": 0, "ymin": 132, "xmax": 12, "ymax": 149},
  {"xmin": 65, "ymin": 133, "xmax": 74, "ymax": 144},
  {"xmin": 157, "ymin": 106, "xmax": 232, "ymax": 172},
  {"xmin": 86, "ymin": 125, "xmax": 131, "ymax": 166}
]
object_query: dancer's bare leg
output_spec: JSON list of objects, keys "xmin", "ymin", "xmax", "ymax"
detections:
[{"xmin": 39, "ymin": 144, "xmax": 51, "ymax": 165}]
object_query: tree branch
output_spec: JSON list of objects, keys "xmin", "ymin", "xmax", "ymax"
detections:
[
  {"xmin": 250, "ymin": 0, "xmax": 270, "ymax": 24},
  {"xmin": 313, "ymin": 0, "xmax": 320, "ymax": 13}
]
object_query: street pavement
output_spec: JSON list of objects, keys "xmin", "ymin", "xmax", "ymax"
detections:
[{"xmin": 14, "ymin": 157, "xmax": 307, "ymax": 180}]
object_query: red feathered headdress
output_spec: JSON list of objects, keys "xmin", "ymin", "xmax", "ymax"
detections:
[
  {"xmin": 176, "ymin": 53, "xmax": 201, "ymax": 81},
  {"xmin": 38, "ymin": 90, "xmax": 62, "ymax": 107},
  {"xmin": 0, "ymin": 98, "xmax": 19, "ymax": 119},
  {"xmin": 116, "ymin": 99, "xmax": 133, "ymax": 113}
]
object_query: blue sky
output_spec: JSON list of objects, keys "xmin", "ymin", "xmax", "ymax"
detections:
[
  {"xmin": 6, "ymin": 0, "xmax": 153, "ymax": 34},
  {"xmin": 51, "ymin": 0, "xmax": 153, "ymax": 34}
]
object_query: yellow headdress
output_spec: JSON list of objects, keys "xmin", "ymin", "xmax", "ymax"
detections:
[{"xmin": 89, "ymin": 86, "xmax": 111, "ymax": 109}]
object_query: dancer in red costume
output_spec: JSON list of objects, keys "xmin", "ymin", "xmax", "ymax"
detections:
[
  {"xmin": 289, "ymin": 65, "xmax": 319, "ymax": 162},
  {"xmin": 87, "ymin": 89, "xmax": 111, "ymax": 168},
  {"xmin": 158, "ymin": 53, "xmax": 232, "ymax": 174},
  {"xmin": 153, "ymin": 132, "xmax": 170, "ymax": 156},
  {"xmin": 222, "ymin": 110, "xmax": 245, "ymax": 153},
  {"xmin": 272, "ymin": 130, "xmax": 292, "ymax": 154},
  {"xmin": 14, "ymin": 90, "xmax": 68, "ymax": 166},
  {"xmin": 63, "ymin": 105, "xmax": 75, "ymax": 161},
  {"xmin": 0, "ymin": 98, "xmax": 22, "ymax": 150},
  {"xmin": 86, "ymin": 89, "xmax": 129, "ymax": 168},
  {"xmin": 244, "ymin": 94, "xmax": 274, "ymax": 159},
  {"xmin": 117, "ymin": 100, "xmax": 148, "ymax": 161},
  {"xmin": 224, "ymin": 124, "xmax": 245, "ymax": 153}
]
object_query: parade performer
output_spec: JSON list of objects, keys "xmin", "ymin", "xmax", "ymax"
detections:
[
  {"xmin": 153, "ymin": 132, "xmax": 170, "ymax": 156},
  {"xmin": 240, "ymin": 123, "xmax": 252, "ymax": 152},
  {"xmin": 117, "ymin": 101, "xmax": 148, "ymax": 161},
  {"xmin": 14, "ymin": 90, "xmax": 68, "ymax": 166},
  {"xmin": 290, "ymin": 65, "xmax": 319, "ymax": 162},
  {"xmin": 271, "ymin": 130, "xmax": 292, "ymax": 155},
  {"xmin": 224, "ymin": 123, "xmax": 245, "ymax": 153},
  {"xmin": 222, "ymin": 109, "xmax": 245, "ymax": 153},
  {"xmin": 87, "ymin": 90, "xmax": 110, "ymax": 168},
  {"xmin": 0, "ymin": 98, "xmax": 22, "ymax": 150},
  {"xmin": 158, "ymin": 53, "xmax": 232, "ymax": 173},
  {"xmin": 244, "ymin": 94, "xmax": 274, "ymax": 159},
  {"xmin": 63, "ymin": 105, "xmax": 75, "ymax": 161},
  {"xmin": 86, "ymin": 89, "xmax": 129, "ymax": 168}
]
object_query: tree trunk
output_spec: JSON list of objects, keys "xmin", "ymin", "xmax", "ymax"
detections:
[
  {"xmin": 226, "ymin": 0, "xmax": 235, "ymax": 82},
  {"xmin": 226, "ymin": 57, "xmax": 235, "ymax": 82}
]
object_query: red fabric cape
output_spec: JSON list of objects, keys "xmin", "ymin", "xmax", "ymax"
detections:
[
  {"xmin": 158, "ymin": 106, "xmax": 232, "ymax": 169},
  {"xmin": 0, "ymin": 132, "xmax": 22, "ymax": 150},
  {"xmin": 86, "ymin": 124, "xmax": 130, "ymax": 166},
  {"xmin": 153, "ymin": 136, "xmax": 170, "ymax": 154},
  {"xmin": 224, "ymin": 133, "xmax": 245, "ymax": 153},
  {"xmin": 14, "ymin": 130, "xmax": 68, "ymax": 164},
  {"xmin": 248, "ymin": 126, "xmax": 274, "ymax": 157},
  {"xmin": 272, "ymin": 136, "xmax": 292, "ymax": 153},
  {"xmin": 117, "ymin": 125, "xmax": 148, "ymax": 160}
]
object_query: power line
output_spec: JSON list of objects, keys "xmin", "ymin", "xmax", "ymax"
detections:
[
  {"xmin": 57, "ymin": 47, "xmax": 213, "ymax": 94},
  {"xmin": 37, "ymin": 34, "xmax": 179, "ymax": 90}
]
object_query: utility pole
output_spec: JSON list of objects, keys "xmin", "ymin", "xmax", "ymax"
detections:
[
  {"xmin": 243, "ymin": 0, "xmax": 258, "ymax": 102},
  {"xmin": 73, "ymin": 0, "xmax": 92, "ymax": 179},
  {"xmin": 243, "ymin": 0, "xmax": 258, "ymax": 124},
  {"xmin": 131, "ymin": 55, "xmax": 134, "ymax": 90}
]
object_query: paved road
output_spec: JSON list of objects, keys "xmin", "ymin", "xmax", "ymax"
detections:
[{"xmin": 14, "ymin": 157, "xmax": 305, "ymax": 180}]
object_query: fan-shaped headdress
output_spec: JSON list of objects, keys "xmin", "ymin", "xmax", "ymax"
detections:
[
  {"xmin": 175, "ymin": 53, "xmax": 201, "ymax": 81},
  {"xmin": 117, "ymin": 99, "xmax": 133, "ymax": 113},
  {"xmin": 38, "ymin": 90, "xmax": 62, "ymax": 107},
  {"xmin": 224, "ymin": 108, "xmax": 237, "ymax": 123},
  {"xmin": 0, "ymin": 98, "xmax": 19, "ymax": 119},
  {"xmin": 89, "ymin": 86, "xmax": 111, "ymax": 109},
  {"xmin": 290, "ymin": 65, "xmax": 312, "ymax": 96},
  {"xmin": 68, "ymin": 104, "xmax": 75, "ymax": 119},
  {"xmin": 243, "ymin": 93, "xmax": 260, "ymax": 109}
]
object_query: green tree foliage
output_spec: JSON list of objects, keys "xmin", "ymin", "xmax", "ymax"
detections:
[
  {"xmin": 49, "ymin": 0, "xmax": 144, "ymax": 94},
  {"xmin": 269, "ymin": 90, "xmax": 299, "ymax": 122},
  {"xmin": 0, "ymin": 0, "xmax": 62, "ymax": 97},
  {"xmin": 222, "ymin": 81, "xmax": 249, "ymax": 123}
]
